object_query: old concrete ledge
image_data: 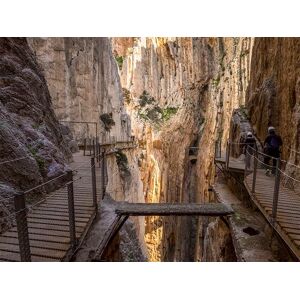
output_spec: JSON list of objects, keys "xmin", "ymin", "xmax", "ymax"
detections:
[{"xmin": 213, "ymin": 182, "xmax": 288, "ymax": 262}]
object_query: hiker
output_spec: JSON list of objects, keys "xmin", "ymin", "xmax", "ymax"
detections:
[
  {"xmin": 243, "ymin": 132, "xmax": 256, "ymax": 168},
  {"xmin": 263, "ymin": 126, "xmax": 283, "ymax": 175}
]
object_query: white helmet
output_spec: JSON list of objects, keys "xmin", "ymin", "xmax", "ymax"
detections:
[
  {"xmin": 247, "ymin": 131, "xmax": 253, "ymax": 137},
  {"xmin": 268, "ymin": 126, "xmax": 275, "ymax": 133}
]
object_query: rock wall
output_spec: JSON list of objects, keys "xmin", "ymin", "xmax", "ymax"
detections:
[
  {"xmin": 28, "ymin": 37, "xmax": 147, "ymax": 256},
  {"xmin": 28, "ymin": 38, "xmax": 131, "ymax": 143},
  {"xmin": 0, "ymin": 38, "xmax": 72, "ymax": 232},
  {"xmin": 113, "ymin": 37, "xmax": 253, "ymax": 261},
  {"xmin": 246, "ymin": 38, "xmax": 300, "ymax": 166}
]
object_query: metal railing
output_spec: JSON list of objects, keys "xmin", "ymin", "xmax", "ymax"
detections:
[
  {"xmin": 0, "ymin": 148, "xmax": 108, "ymax": 261},
  {"xmin": 214, "ymin": 138, "xmax": 300, "ymax": 226},
  {"xmin": 218, "ymin": 139, "xmax": 300, "ymax": 227},
  {"xmin": 244, "ymin": 146, "xmax": 283, "ymax": 225}
]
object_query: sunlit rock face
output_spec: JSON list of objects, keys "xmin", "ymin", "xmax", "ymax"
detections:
[
  {"xmin": 28, "ymin": 38, "xmax": 131, "ymax": 143},
  {"xmin": 0, "ymin": 38, "xmax": 72, "ymax": 232},
  {"xmin": 113, "ymin": 37, "xmax": 253, "ymax": 261}
]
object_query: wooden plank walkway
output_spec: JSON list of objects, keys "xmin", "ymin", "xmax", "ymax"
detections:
[
  {"xmin": 244, "ymin": 170, "xmax": 300, "ymax": 259},
  {"xmin": 215, "ymin": 156, "xmax": 245, "ymax": 171},
  {"xmin": 0, "ymin": 151, "xmax": 101, "ymax": 262}
]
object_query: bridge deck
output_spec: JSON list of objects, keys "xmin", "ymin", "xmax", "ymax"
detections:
[
  {"xmin": 115, "ymin": 202, "xmax": 234, "ymax": 216},
  {"xmin": 0, "ymin": 151, "xmax": 100, "ymax": 262}
]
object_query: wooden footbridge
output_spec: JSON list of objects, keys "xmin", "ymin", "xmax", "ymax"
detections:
[
  {"xmin": 215, "ymin": 140, "xmax": 300, "ymax": 260},
  {"xmin": 92, "ymin": 202, "xmax": 233, "ymax": 261}
]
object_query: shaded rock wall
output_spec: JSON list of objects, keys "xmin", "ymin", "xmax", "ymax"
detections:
[
  {"xmin": 0, "ymin": 38, "xmax": 72, "ymax": 232},
  {"xmin": 246, "ymin": 38, "xmax": 300, "ymax": 165}
]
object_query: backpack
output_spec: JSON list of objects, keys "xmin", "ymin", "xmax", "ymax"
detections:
[{"xmin": 269, "ymin": 135, "xmax": 280, "ymax": 149}]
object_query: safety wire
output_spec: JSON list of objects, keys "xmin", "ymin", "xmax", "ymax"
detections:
[
  {"xmin": 0, "ymin": 152, "xmax": 104, "ymax": 220},
  {"xmin": 245, "ymin": 144, "xmax": 300, "ymax": 196},
  {"xmin": 0, "ymin": 156, "xmax": 32, "ymax": 166},
  {"xmin": 2, "ymin": 176, "xmax": 83, "ymax": 222}
]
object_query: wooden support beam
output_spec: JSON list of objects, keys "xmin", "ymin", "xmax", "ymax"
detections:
[{"xmin": 115, "ymin": 202, "xmax": 233, "ymax": 216}]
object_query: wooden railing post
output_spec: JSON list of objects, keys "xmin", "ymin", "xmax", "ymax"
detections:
[
  {"xmin": 91, "ymin": 156, "xmax": 98, "ymax": 211},
  {"xmin": 14, "ymin": 192, "xmax": 31, "ymax": 262},
  {"xmin": 67, "ymin": 170, "xmax": 77, "ymax": 248},
  {"xmin": 272, "ymin": 158, "xmax": 281, "ymax": 224},
  {"xmin": 252, "ymin": 149, "xmax": 258, "ymax": 194}
]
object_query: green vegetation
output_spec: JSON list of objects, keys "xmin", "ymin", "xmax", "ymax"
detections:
[
  {"xmin": 138, "ymin": 90, "xmax": 155, "ymax": 107},
  {"xmin": 212, "ymin": 75, "xmax": 221, "ymax": 87},
  {"xmin": 100, "ymin": 113, "xmax": 115, "ymax": 131},
  {"xmin": 136, "ymin": 90, "xmax": 179, "ymax": 129},
  {"xmin": 115, "ymin": 55, "xmax": 124, "ymax": 70},
  {"xmin": 239, "ymin": 105, "xmax": 249, "ymax": 119},
  {"xmin": 28, "ymin": 145, "xmax": 45, "ymax": 172},
  {"xmin": 122, "ymin": 88, "xmax": 131, "ymax": 104},
  {"xmin": 161, "ymin": 107, "xmax": 178, "ymax": 121},
  {"xmin": 114, "ymin": 150, "xmax": 131, "ymax": 179}
]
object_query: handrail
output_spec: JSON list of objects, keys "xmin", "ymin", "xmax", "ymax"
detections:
[{"xmin": 220, "ymin": 139, "xmax": 300, "ymax": 227}]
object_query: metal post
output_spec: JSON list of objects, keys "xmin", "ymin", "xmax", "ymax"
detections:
[
  {"xmin": 91, "ymin": 156, "xmax": 98, "ymax": 210},
  {"xmin": 14, "ymin": 192, "xmax": 31, "ymax": 262},
  {"xmin": 101, "ymin": 150, "xmax": 106, "ymax": 199},
  {"xmin": 89, "ymin": 138, "xmax": 92, "ymax": 156},
  {"xmin": 83, "ymin": 138, "xmax": 86, "ymax": 156},
  {"xmin": 67, "ymin": 170, "xmax": 76, "ymax": 248},
  {"xmin": 95, "ymin": 137, "xmax": 99, "ymax": 162},
  {"xmin": 272, "ymin": 158, "xmax": 281, "ymax": 224},
  {"xmin": 225, "ymin": 140, "xmax": 230, "ymax": 170},
  {"xmin": 252, "ymin": 149, "xmax": 258, "ymax": 193},
  {"xmin": 214, "ymin": 141, "xmax": 218, "ymax": 158},
  {"xmin": 244, "ymin": 146, "xmax": 249, "ymax": 179},
  {"xmin": 92, "ymin": 139, "xmax": 95, "ymax": 157}
]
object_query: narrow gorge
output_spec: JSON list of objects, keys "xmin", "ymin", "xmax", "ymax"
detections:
[{"xmin": 0, "ymin": 37, "xmax": 299, "ymax": 262}]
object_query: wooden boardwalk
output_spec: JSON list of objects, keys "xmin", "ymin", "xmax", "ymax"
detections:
[
  {"xmin": 0, "ymin": 151, "xmax": 101, "ymax": 262},
  {"xmin": 244, "ymin": 170, "xmax": 300, "ymax": 259},
  {"xmin": 215, "ymin": 156, "xmax": 245, "ymax": 172}
]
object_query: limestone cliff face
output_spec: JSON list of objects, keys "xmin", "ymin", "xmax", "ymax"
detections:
[
  {"xmin": 0, "ymin": 38, "xmax": 72, "ymax": 232},
  {"xmin": 113, "ymin": 37, "xmax": 253, "ymax": 261},
  {"xmin": 246, "ymin": 38, "xmax": 300, "ymax": 168},
  {"xmin": 28, "ymin": 38, "xmax": 131, "ymax": 143},
  {"xmin": 28, "ymin": 37, "xmax": 146, "ymax": 254}
]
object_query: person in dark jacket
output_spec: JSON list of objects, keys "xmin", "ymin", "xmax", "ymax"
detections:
[
  {"xmin": 264, "ymin": 126, "xmax": 283, "ymax": 175},
  {"xmin": 243, "ymin": 132, "xmax": 257, "ymax": 168}
]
